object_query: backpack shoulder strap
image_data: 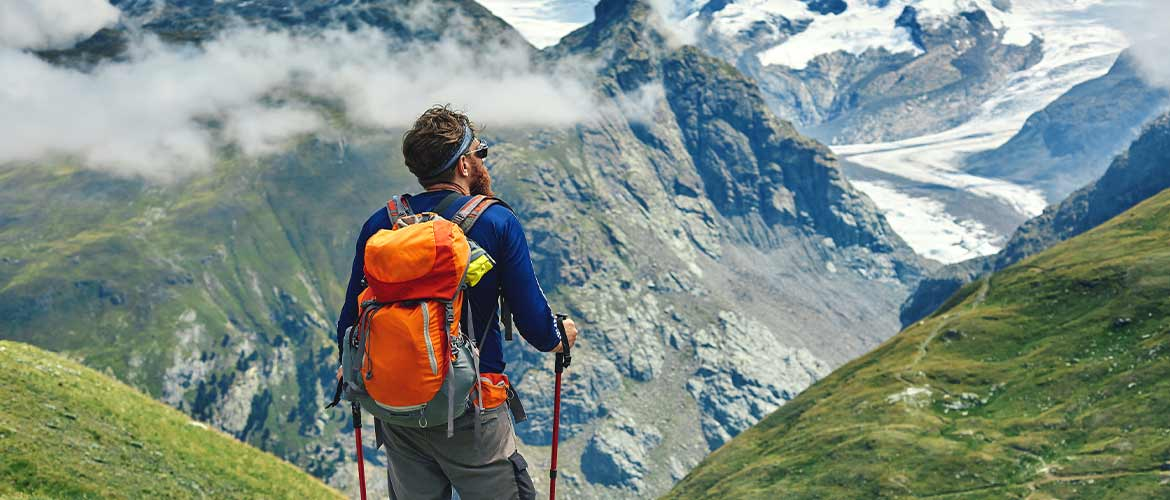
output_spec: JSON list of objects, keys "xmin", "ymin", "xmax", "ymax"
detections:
[
  {"xmin": 433, "ymin": 192, "xmax": 463, "ymax": 217},
  {"xmin": 386, "ymin": 194, "xmax": 414, "ymax": 226},
  {"xmin": 452, "ymin": 195, "xmax": 512, "ymax": 233}
]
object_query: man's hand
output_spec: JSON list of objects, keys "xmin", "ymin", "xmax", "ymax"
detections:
[
  {"xmin": 552, "ymin": 317, "xmax": 578, "ymax": 352},
  {"xmin": 336, "ymin": 365, "xmax": 343, "ymax": 381}
]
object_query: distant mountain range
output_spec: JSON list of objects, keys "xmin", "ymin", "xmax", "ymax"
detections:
[
  {"xmin": 966, "ymin": 50, "xmax": 1169, "ymax": 202},
  {"xmin": 902, "ymin": 111, "xmax": 1170, "ymax": 328},
  {"xmin": 687, "ymin": 0, "xmax": 1045, "ymax": 144}
]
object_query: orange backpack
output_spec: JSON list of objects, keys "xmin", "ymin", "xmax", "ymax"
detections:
[{"xmin": 339, "ymin": 194, "xmax": 501, "ymax": 437}]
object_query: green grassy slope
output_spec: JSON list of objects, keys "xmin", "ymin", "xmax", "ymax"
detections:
[
  {"xmin": 0, "ymin": 340, "xmax": 341, "ymax": 499},
  {"xmin": 667, "ymin": 189, "xmax": 1170, "ymax": 499},
  {"xmin": 0, "ymin": 135, "xmax": 418, "ymax": 479}
]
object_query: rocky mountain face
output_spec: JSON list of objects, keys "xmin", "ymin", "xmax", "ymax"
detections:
[
  {"xmin": 966, "ymin": 50, "xmax": 1170, "ymax": 202},
  {"xmin": 669, "ymin": 186, "xmax": 1170, "ymax": 498},
  {"xmin": 995, "ymin": 112, "xmax": 1170, "ymax": 267},
  {"xmin": 686, "ymin": 0, "xmax": 1043, "ymax": 143},
  {"xmin": 902, "ymin": 111, "xmax": 1170, "ymax": 328},
  {"xmin": 0, "ymin": 0, "xmax": 924, "ymax": 498},
  {"xmin": 109, "ymin": 0, "xmax": 527, "ymax": 45}
]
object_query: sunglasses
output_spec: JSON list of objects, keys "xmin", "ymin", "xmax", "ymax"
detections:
[{"xmin": 465, "ymin": 139, "xmax": 489, "ymax": 160}]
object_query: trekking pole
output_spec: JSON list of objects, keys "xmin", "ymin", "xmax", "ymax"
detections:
[
  {"xmin": 549, "ymin": 314, "xmax": 572, "ymax": 500},
  {"xmin": 351, "ymin": 401, "xmax": 368, "ymax": 500}
]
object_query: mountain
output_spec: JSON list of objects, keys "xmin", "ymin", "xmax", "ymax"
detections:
[
  {"xmin": 0, "ymin": 340, "xmax": 340, "ymax": 498},
  {"xmin": 667, "ymin": 186, "xmax": 1170, "ymax": 499},
  {"xmin": 965, "ymin": 50, "xmax": 1170, "ymax": 202},
  {"xmin": 0, "ymin": 0, "xmax": 924, "ymax": 498},
  {"xmin": 471, "ymin": 0, "xmax": 926, "ymax": 494},
  {"xmin": 684, "ymin": 0, "xmax": 1043, "ymax": 144},
  {"xmin": 674, "ymin": 0, "xmax": 1130, "ymax": 265},
  {"xmin": 902, "ymin": 111, "xmax": 1170, "ymax": 328}
]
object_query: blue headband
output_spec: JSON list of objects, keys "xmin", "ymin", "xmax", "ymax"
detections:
[{"xmin": 429, "ymin": 124, "xmax": 473, "ymax": 178}]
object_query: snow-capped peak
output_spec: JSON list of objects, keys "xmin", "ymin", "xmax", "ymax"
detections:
[{"xmin": 744, "ymin": 0, "xmax": 1039, "ymax": 69}]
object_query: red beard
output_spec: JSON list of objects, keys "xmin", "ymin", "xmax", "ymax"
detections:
[{"xmin": 469, "ymin": 161, "xmax": 494, "ymax": 197}]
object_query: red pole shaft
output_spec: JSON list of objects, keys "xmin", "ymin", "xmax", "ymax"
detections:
[
  {"xmin": 549, "ymin": 371, "xmax": 563, "ymax": 500},
  {"xmin": 354, "ymin": 408, "xmax": 368, "ymax": 500}
]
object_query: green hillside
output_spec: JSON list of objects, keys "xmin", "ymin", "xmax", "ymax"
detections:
[
  {"xmin": 667, "ymin": 189, "xmax": 1170, "ymax": 499},
  {"xmin": 0, "ymin": 340, "xmax": 341, "ymax": 499},
  {"xmin": 0, "ymin": 136, "xmax": 418, "ymax": 480}
]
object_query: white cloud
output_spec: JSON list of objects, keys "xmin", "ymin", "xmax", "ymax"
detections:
[
  {"xmin": 616, "ymin": 82, "xmax": 667, "ymax": 125},
  {"xmin": 1102, "ymin": 0, "xmax": 1170, "ymax": 88},
  {"xmin": 0, "ymin": 0, "xmax": 121, "ymax": 50},
  {"xmin": 644, "ymin": 0, "xmax": 700, "ymax": 46},
  {"xmin": 0, "ymin": 26, "xmax": 599, "ymax": 181}
]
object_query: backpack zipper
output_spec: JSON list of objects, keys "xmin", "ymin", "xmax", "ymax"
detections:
[{"xmin": 421, "ymin": 302, "xmax": 439, "ymax": 375}]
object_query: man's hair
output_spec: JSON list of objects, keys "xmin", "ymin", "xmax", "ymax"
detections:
[{"xmin": 402, "ymin": 105, "xmax": 477, "ymax": 187}]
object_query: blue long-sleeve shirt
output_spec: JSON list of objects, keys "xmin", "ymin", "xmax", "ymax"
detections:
[{"xmin": 335, "ymin": 190, "xmax": 561, "ymax": 374}]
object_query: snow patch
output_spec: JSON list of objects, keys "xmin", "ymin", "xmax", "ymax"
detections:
[
  {"xmin": 700, "ymin": 0, "xmax": 812, "ymax": 38},
  {"xmin": 758, "ymin": 1, "xmax": 919, "ymax": 69},
  {"xmin": 852, "ymin": 180, "xmax": 1002, "ymax": 263},
  {"xmin": 834, "ymin": 0, "xmax": 1125, "ymax": 261},
  {"xmin": 755, "ymin": 0, "xmax": 1091, "ymax": 69}
]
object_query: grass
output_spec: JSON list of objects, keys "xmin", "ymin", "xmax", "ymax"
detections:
[
  {"xmin": 0, "ymin": 340, "xmax": 342, "ymax": 499},
  {"xmin": 0, "ymin": 133, "xmax": 420, "ymax": 482},
  {"xmin": 666, "ymin": 189, "xmax": 1170, "ymax": 499}
]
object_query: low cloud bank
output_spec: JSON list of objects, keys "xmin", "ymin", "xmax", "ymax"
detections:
[
  {"xmin": 1104, "ymin": 0, "xmax": 1170, "ymax": 89},
  {"xmin": 0, "ymin": 0, "xmax": 120, "ymax": 50},
  {"xmin": 0, "ymin": 3, "xmax": 599, "ymax": 181}
]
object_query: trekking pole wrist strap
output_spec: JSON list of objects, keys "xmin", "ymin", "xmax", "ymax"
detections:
[{"xmin": 555, "ymin": 314, "xmax": 571, "ymax": 370}]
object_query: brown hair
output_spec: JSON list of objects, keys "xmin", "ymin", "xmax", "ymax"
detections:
[{"xmin": 402, "ymin": 105, "xmax": 477, "ymax": 186}]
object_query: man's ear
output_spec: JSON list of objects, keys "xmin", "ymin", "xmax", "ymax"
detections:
[{"xmin": 460, "ymin": 157, "xmax": 470, "ymax": 176}]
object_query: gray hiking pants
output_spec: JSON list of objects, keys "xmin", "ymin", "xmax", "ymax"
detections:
[{"xmin": 379, "ymin": 404, "xmax": 536, "ymax": 500}]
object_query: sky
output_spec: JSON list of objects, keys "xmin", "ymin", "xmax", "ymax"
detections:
[{"xmin": 478, "ymin": 0, "xmax": 598, "ymax": 48}]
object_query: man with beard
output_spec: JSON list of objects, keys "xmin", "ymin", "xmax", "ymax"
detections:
[{"xmin": 335, "ymin": 105, "xmax": 577, "ymax": 500}]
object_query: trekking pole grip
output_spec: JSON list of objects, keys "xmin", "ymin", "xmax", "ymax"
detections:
[{"xmin": 555, "ymin": 314, "xmax": 571, "ymax": 372}]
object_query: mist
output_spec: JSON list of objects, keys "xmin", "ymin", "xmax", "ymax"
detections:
[
  {"xmin": 0, "ymin": 0, "xmax": 120, "ymax": 50},
  {"xmin": 1104, "ymin": 0, "xmax": 1170, "ymax": 89},
  {"xmin": 0, "ymin": 3, "xmax": 600, "ymax": 182}
]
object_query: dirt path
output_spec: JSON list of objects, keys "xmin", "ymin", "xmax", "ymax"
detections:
[
  {"xmin": 896, "ymin": 278, "xmax": 991, "ymax": 388},
  {"xmin": 898, "ymin": 276, "xmax": 1169, "ymax": 498},
  {"xmin": 918, "ymin": 468, "xmax": 1170, "ymax": 499}
]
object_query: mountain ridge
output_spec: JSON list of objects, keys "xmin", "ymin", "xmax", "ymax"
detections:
[
  {"xmin": 966, "ymin": 50, "xmax": 1170, "ymax": 202},
  {"xmin": 667, "ymin": 186, "xmax": 1170, "ymax": 499},
  {"xmin": 902, "ymin": 110, "xmax": 1170, "ymax": 328}
]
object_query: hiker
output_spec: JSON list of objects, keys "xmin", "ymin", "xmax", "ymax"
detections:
[{"xmin": 334, "ymin": 105, "xmax": 578, "ymax": 500}]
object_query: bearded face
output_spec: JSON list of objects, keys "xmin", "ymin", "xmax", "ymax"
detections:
[{"xmin": 469, "ymin": 157, "xmax": 493, "ymax": 197}]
